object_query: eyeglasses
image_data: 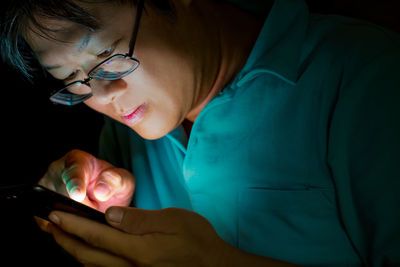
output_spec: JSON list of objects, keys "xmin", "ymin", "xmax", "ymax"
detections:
[{"xmin": 49, "ymin": 0, "xmax": 145, "ymax": 106}]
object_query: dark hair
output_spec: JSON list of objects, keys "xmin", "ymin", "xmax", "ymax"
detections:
[{"xmin": 0, "ymin": 0, "xmax": 174, "ymax": 81}]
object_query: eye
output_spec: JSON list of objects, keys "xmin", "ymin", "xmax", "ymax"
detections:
[
  {"xmin": 64, "ymin": 70, "xmax": 79, "ymax": 83},
  {"xmin": 97, "ymin": 44, "xmax": 116, "ymax": 58}
]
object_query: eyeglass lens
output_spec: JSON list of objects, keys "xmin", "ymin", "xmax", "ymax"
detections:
[
  {"xmin": 51, "ymin": 55, "xmax": 139, "ymax": 105},
  {"xmin": 89, "ymin": 55, "xmax": 139, "ymax": 80},
  {"xmin": 49, "ymin": 0, "xmax": 144, "ymax": 105}
]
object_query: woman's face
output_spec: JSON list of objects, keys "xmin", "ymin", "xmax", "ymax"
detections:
[{"xmin": 27, "ymin": 1, "xmax": 208, "ymax": 140}]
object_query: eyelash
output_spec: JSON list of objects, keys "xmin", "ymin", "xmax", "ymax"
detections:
[
  {"xmin": 64, "ymin": 70, "xmax": 79, "ymax": 83},
  {"xmin": 64, "ymin": 43, "xmax": 117, "ymax": 82},
  {"xmin": 97, "ymin": 43, "xmax": 116, "ymax": 58}
]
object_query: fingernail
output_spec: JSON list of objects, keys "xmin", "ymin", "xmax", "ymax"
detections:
[
  {"xmin": 94, "ymin": 182, "xmax": 112, "ymax": 201},
  {"xmin": 107, "ymin": 208, "xmax": 123, "ymax": 224},
  {"xmin": 49, "ymin": 213, "xmax": 60, "ymax": 225},
  {"xmin": 69, "ymin": 186, "xmax": 84, "ymax": 202}
]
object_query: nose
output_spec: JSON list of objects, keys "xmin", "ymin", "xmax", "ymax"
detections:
[{"xmin": 90, "ymin": 78, "xmax": 128, "ymax": 104}]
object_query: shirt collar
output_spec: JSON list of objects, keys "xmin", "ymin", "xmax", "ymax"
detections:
[
  {"xmin": 236, "ymin": 0, "xmax": 309, "ymax": 87},
  {"xmin": 165, "ymin": 125, "xmax": 188, "ymax": 153}
]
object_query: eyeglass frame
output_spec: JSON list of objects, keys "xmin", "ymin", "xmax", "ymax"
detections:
[{"xmin": 49, "ymin": 0, "xmax": 145, "ymax": 106}]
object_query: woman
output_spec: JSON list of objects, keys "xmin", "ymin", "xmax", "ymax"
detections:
[{"xmin": 1, "ymin": 0, "xmax": 399, "ymax": 266}]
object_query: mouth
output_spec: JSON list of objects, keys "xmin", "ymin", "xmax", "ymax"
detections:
[{"xmin": 121, "ymin": 103, "xmax": 147, "ymax": 126}]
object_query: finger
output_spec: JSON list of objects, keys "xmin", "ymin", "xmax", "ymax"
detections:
[
  {"xmin": 38, "ymin": 159, "xmax": 64, "ymax": 192},
  {"xmin": 93, "ymin": 168, "xmax": 122, "ymax": 202},
  {"xmin": 94, "ymin": 168, "xmax": 135, "ymax": 202},
  {"xmin": 62, "ymin": 150, "xmax": 93, "ymax": 202},
  {"xmin": 62, "ymin": 165, "xmax": 87, "ymax": 202},
  {"xmin": 34, "ymin": 216, "xmax": 51, "ymax": 233},
  {"xmin": 48, "ymin": 211, "xmax": 150, "ymax": 260},
  {"xmin": 106, "ymin": 207, "xmax": 181, "ymax": 235},
  {"xmin": 48, "ymin": 224, "xmax": 133, "ymax": 267},
  {"xmin": 38, "ymin": 178, "xmax": 56, "ymax": 191}
]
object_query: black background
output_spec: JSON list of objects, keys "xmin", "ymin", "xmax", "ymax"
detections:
[
  {"xmin": 0, "ymin": 1, "xmax": 398, "ymax": 266},
  {"xmin": 1, "ymin": 64, "xmax": 104, "ymax": 265}
]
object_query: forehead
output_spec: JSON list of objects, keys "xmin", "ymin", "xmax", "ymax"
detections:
[{"xmin": 25, "ymin": 1, "xmax": 133, "ymax": 55}]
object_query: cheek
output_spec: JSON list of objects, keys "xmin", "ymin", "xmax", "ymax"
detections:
[
  {"xmin": 84, "ymin": 86, "xmax": 181, "ymax": 124},
  {"xmin": 83, "ymin": 71, "xmax": 191, "ymax": 139},
  {"xmin": 84, "ymin": 100, "xmax": 117, "ymax": 121},
  {"xmin": 140, "ymin": 66, "xmax": 194, "ymax": 117}
]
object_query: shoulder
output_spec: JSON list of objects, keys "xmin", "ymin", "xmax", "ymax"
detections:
[{"xmin": 306, "ymin": 13, "xmax": 400, "ymax": 68}]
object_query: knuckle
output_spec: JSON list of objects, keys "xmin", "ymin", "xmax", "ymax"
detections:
[
  {"xmin": 47, "ymin": 159, "xmax": 61, "ymax": 174},
  {"xmin": 111, "ymin": 168, "xmax": 136, "ymax": 194},
  {"xmin": 84, "ymin": 232, "xmax": 104, "ymax": 248},
  {"xmin": 64, "ymin": 149, "xmax": 88, "ymax": 166},
  {"xmin": 120, "ymin": 168, "xmax": 136, "ymax": 185},
  {"xmin": 67, "ymin": 149, "xmax": 84, "ymax": 156},
  {"xmin": 101, "ymin": 169, "xmax": 123, "ymax": 187}
]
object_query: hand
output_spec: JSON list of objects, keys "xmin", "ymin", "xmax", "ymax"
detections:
[
  {"xmin": 39, "ymin": 149, "xmax": 135, "ymax": 212},
  {"xmin": 35, "ymin": 149, "xmax": 135, "ymax": 233},
  {"xmin": 45, "ymin": 207, "xmax": 232, "ymax": 267}
]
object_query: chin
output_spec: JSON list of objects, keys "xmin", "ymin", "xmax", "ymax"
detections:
[
  {"xmin": 136, "ymin": 130, "xmax": 166, "ymax": 140},
  {"xmin": 131, "ymin": 120, "xmax": 176, "ymax": 140}
]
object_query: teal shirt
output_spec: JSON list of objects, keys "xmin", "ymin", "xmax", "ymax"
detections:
[{"xmin": 98, "ymin": 0, "xmax": 400, "ymax": 265}]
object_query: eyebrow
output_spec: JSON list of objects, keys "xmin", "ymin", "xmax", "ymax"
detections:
[
  {"xmin": 43, "ymin": 32, "xmax": 93, "ymax": 71},
  {"xmin": 77, "ymin": 32, "xmax": 92, "ymax": 53},
  {"xmin": 43, "ymin": 65, "xmax": 61, "ymax": 70}
]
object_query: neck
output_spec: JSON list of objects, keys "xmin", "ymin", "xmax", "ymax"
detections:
[{"xmin": 185, "ymin": 1, "xmax": 265, "ymax": 122}]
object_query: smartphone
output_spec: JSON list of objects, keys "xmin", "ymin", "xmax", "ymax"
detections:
[{"xmin": 0, "ymin": 184, "xmax": 107, "ymax": 224}]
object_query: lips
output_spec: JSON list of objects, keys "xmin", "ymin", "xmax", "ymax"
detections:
[{"xmin": 121, "ymin": 104, "xmax": 147, "ymax": 125}]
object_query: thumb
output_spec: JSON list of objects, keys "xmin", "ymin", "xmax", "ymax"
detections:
[{"xmin": 105, "ymin": 207, "xmax": 180, "ymax": 234}]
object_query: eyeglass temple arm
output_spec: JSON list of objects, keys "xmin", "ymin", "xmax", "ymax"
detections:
[{"xmin": 128, "ymin": 0, "xmax": 145, "ymax": 57}]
